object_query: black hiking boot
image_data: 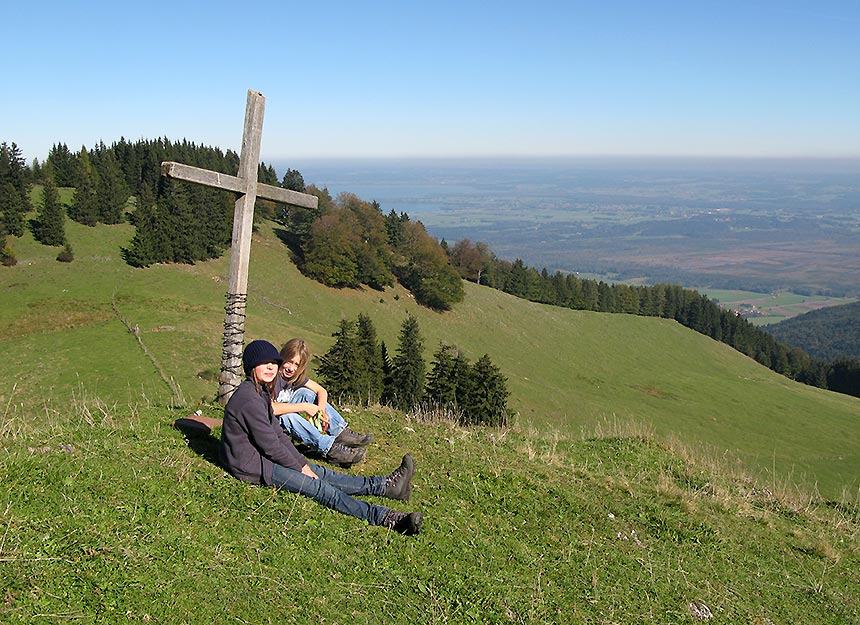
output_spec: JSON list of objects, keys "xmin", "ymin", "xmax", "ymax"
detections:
[
  {"xmin": 381, "ymin": 510, "xmax": 423, "ymax": 535},
  {"xmin": 384, "ymin": 454, "xmax": 415, "ymax": 501},
  {"xmin": 325, "ymin": 442, "xmax": 366, "ymax": 468},
  {"xmin": 335, "ymin": 427, "xmax": 375, "ymax": 447}
]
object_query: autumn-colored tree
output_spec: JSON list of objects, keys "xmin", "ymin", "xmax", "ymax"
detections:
[
  {"xmin": 302, "ymin": 212, "xmax": 361, "ymax": 287},
  {"xmin": 393, "ymin": 220, "xmax": 464, "ymax": 310}
]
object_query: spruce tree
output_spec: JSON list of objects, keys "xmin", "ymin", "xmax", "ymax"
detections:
[
  {"xmin": 123, "ymin": 185, "xmax": 171, "ymax": 266},
  {"xmin": 46, "ymin": 143, "xmax": 77, "ymax": 187},
  {"xmin": 380, "ymin": 341, "xmax": 395, "ymax": 405},
  {"xmin": 1, "ymin": 182, "xmax": 25, "ymax": 237},
  {"xmin": 68, "ymin": 149, "xmax": 99, "ymax": 226},
  {"xmin": 425, "ymin": 343, "xmax": 460, "ymax": 408},
  {"xmin": 461, "ymin": 354, "xmax": 510, "ymax": 427},
  {"xmin": 354, "ymin": 313, "xmax": 384, "ymax": 406},
  {"xmin": 95, "ymin": 150, "xmax": 129, "ymax": 224},
  {"xmin": 32, "ymin": 177, "xmax": 66, "ymax": 246},
  {"xmin": 160, "ymin": 179, "xmax": 200, "ymax": 263},
  {"xmin": 282, "ymin": 168, "xmax": 305, "ymax": 192},
  {"xmin": 317, "ymin": 319, "xmax": 361, "ymax": 402},
  {"xmin": 389, "ymin": 314, "xmax": 425, "ymax": 411},
  {"xmin": 0, "ymin": 142, "xmax": 31, "ymax": 235}
]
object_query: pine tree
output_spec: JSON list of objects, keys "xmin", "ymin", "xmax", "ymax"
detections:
[
  {"xmin": 426, "ymin": 343, "xmax": 474, "ymax": 419},
  {"xmin": 317, "ymin": 319, "xmax": 361, "ymax": 402},
  {"xmin": 1, "ymin": 182, "xmax": 25, "ymax": 237},
  {"xmin": 354, "ymin": 313, "xmax": 384, "ymax": 405},
  {"xmin": 122, "ymin": 185, "xmax": 171, "ymax": 266},
  {"xmin": 461, "ymin": 354, "xmax": 510, "ymax": 427},
  {"xmin": 425, "ymin": 343, "xmax": 460, "ymax": 409},
  {"xmin": 95, "ymin": 150, "xmax": 129, "ymax": 224},
  {"xmin": 46, "ymin": 143, "xmax": 77, "ymax": 187},
  {"xmin": 32, "ymin": 177, "xmax": 66, "ymax": 246},
  {"xmin": 282, "ymin": 168, "xmax": 305, "ymax": 192},
  {"xmin": 161, "ymin": 179, "xmax": 200, "ymax": 263},
  {"xmin": 389, "ymin": 314, "xmax": 425, "ymax": 411},
  {"xmin": 68, "ymin": 149, "xmax": 99, "ymax": 226},
  {"xmin": 31, "ymin": 158, "xmax": 43, "ymax": 183},
  {"xmin": 0, "ymin": 142, "xmax": 31, "ymax": 235},
  {"xmin": 380, "ymin": 341, "xmax": 395, "ymax": 405}
]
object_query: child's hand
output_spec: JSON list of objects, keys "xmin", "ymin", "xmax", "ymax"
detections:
[
  {"xmin": 304, "ymin": 403, "xmax": 319, "ymax": 416},
  {"xmin": 319, "ymin": 408, "xmax": 329, "ymax": 429}
]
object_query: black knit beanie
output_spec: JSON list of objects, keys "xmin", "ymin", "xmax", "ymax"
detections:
[{"xmin": 242, "ymin": 340, "xmax": 284, "ymax": 375}]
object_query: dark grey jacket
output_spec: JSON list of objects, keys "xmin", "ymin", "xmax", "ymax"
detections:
[{"xmin": 219, "ymin": 379, "xmax": 307, "ymax": 485}]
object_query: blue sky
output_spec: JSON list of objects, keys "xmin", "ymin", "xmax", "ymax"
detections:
[{"xmin": 2, "ymin": 1, "xmax": 858, "ymax": 163}]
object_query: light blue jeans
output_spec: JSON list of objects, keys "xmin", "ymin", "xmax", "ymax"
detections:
[
  {"xmin": 277, "ymin": 387, "xmax": 347, "ymax": 454},
  {"xmin": 270, "ymin": 461, "xmax": 390, "ymax": 525}
]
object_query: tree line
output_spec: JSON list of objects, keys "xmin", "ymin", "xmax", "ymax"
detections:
[
  {"xmin": 446, "ymin": 238, "xmax": 860, "ymax": 398},
  {"xmin": 315, "ymin": 313, "xmax": 510, "ymax": 427}
]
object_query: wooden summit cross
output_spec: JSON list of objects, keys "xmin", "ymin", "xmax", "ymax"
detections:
[{"xmin": 161, "ymin": 89, "xmax": 318, "ymax": 404}]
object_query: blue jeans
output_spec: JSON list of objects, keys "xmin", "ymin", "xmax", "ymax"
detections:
[
  {"xmin": 278, "ymin": 387, "xmax": 347, "ymax": 454},
  {"xmin": 270, "ymin": 461, "xmax": 389, "ymax": 525}
]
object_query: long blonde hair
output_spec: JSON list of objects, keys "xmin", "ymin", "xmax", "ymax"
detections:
[{"xmin": 279, "ymin": 338, "xmax": 310, "ymax": 385}]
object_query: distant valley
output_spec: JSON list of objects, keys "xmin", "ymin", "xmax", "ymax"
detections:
[{"xmin": 285, "ymin": 156, "xmax": 860, "ymax": 298}]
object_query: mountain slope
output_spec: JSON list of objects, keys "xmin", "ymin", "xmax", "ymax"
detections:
[{"xmin": 1, "ymin": 216, "xmax": 859, "ymax": 498}]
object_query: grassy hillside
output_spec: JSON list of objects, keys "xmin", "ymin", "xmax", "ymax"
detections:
[
  {"xmin": 2, "ymin": 215, "xmax": 859, "ymax": 499},
  {"xmin": 2, "ymin": 399, "xmax": 858, "ymax": 623},
  {"xmin": 2, "ymin": 212, "xmax": 860, "ymax": 622}
]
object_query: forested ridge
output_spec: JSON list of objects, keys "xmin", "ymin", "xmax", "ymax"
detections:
[
  {"xmin": 764, "ymin": 301, "xmax": 860, "ymax": 362},
  {"xmin": 1, "ymin": 137, "xmax": 857, "ymax": 398}
]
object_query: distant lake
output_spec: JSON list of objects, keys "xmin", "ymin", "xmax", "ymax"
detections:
[{"xmin": 272, "ymin": 156, "xmax": 860, "ymax": 295}]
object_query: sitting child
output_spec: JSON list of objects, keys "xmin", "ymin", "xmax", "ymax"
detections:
[
  {"xmin": 221, "ymin": 339, "xmax": 421, "ymax": 535},
  {"xmin": 272, "ymin": 338, "xmax": 374, "ymax": 467}
]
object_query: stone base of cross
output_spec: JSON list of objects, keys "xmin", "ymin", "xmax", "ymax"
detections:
[{"xmin": 161, "ymin": 89, "xmax": 318, "ymax": 404}]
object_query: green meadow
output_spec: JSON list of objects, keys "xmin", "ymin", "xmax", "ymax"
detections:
[
  {"xmin": 702, "ymin": 288, "xmax": 857, "ymax": 326},
  {"xmin": 2, "ymin": 208, "xmax": 859, "ymax": 622}
]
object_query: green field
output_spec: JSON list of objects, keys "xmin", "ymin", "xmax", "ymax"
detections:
[
  {"xmin": 2, "ymin": 211, "xmax": 860, "ymax": 622},
  {"xmin": 702, "ymin": 288, "xmax": 857, "ymax": 326}
]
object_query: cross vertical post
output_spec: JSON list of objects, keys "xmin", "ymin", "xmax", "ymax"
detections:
[{"xmin": 219, "ymin": 90, "xmax": 265, "ymax": 403}]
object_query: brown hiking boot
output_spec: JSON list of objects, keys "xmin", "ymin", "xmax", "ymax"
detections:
[
  {"xmin": 325, "ymin": 442, "xmax": 366, "ymax": 468},
  {"xmin": 384, "ymin": 454, "xmax": 415, "ymax": 501},
  {"xmin": 381, "ymin": 510, "xmax": 423, "ymax": 535},
  {"xmin": 335, "ymin": 427, "xmax": 375, "ymax": 447}
]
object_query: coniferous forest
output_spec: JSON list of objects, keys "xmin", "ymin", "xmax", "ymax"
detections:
[{"xmin": 1, "ymin": 137, "xmax": 858, "ymax": 399}]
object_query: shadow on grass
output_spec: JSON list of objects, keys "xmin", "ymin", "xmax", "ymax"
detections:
[
  {"xmin": 173, "ymin": 415, "xmax": 340, "ymax": 469},
  {"xmin": 173, "ymin": 417, "xmax": 222, "ymax": 467},
  {"xmin": 272, "ymin": 226, "xmax": 303, "ymax": 262}
]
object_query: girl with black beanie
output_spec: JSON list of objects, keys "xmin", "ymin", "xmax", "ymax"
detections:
[{"xmin": 219, "ymin": 339, "xmax": 422, "ymax": 535}]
